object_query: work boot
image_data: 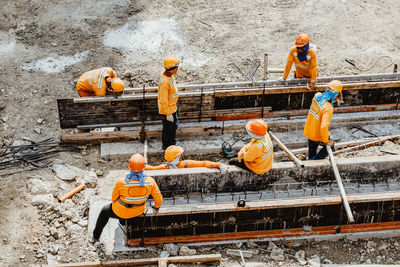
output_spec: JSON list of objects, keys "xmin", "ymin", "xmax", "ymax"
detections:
[{"xmin": 90, "ymin": 236, "xmax": 101, "ymax": 247}]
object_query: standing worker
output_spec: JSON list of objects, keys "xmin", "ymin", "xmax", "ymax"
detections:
[
  {"xmin": 146, "ymin": 145, "xmax": 227, "ymax": 173},
  {"xmin": 282, "ymin": 33, "xmax": 318, "ymax": 90},
  {"xmin": 158, "ymin": 56, "xmax": 180, "ymax": 150},
  {"xmin": 76, "ymin": 67, "xmax": 125, "ymax": 97},
  {"xmin": 92, "ymin": 153, "xmax": 162, "ymax": 243},
  {"xmin": 304, "ymin": 80, "xmax": 343, "ymax": 160},
  {"xmin": 228, "ymin": 119, "xmax": 274, "ymax": 174}
]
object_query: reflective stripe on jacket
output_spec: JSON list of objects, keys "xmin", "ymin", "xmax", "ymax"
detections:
[
  {"xmin": 238, "ymin": 134, "xmax": 274, "ymax": 174},
  {"xmin": 111, "ymin": 176, "xmax": 163, "ymax": 219},
  {"xmin": 145, "ymin": 160, "xmax": 221, "ymax": 170},
  {"xmin": 303, "ymin": 93, "xmax": 333, "ymax": 143},
  {"xmin": 158, "ymin": 73, "xmax": 178, "ymax": 115},
  {"xmin": 76, "ymin": 67, "xmax": 116, "ymax": 97},
  {"xmin": 283, "ymin": 45, "xmax": 318, "ymax": 82}
]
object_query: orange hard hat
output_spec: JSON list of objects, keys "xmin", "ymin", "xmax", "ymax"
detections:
[
  {"xmin": 110, "ymin": 78, "xmax": 125, "ymax": 92},
  {"xmin": 128, "ymin": 153, "xmax": 145, "ymax": 173},
  {"xmin": 246, "ymin": 119, "xmax": 268, "ymax": 139},
  {"xmin": 295, "ymin": 33, "xmax": 311, "ymax": 47},
  {"xmin": 164, "ymin": 145, "xmax": 184, "ymax": 162},
  {"xmin": 327, "ymin": 80, "xmax": 343, "ymax": 100},
  {"xmin": 163, "ymin": 56, "xmax": 180, "ymax": 70}
]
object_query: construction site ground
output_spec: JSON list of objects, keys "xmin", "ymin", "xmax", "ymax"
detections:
[{"xmin": 1, "ymin": 0, "xmax": 400, "ymax": 265}]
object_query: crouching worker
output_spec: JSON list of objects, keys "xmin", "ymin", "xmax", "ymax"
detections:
[
  {"xmin": 92, "ymin": 153, "xmax": 162, "ymax": 243},
  {"xmin": 229, "ymin": 119, "xmax": 273, "ymax": 174},
  {"xmin": 77, "ymin": 67, "xmax": 125, "ymax": 97},
  {"xmin": 304, "ymin": 80, "xmax": 343, "ymax": 160},
  {"xmin": 146, "ymin": 145, "xmax": 228, "ymax": 173}
]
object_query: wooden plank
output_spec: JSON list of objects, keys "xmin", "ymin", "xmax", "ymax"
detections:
[
  {"xmin": 333, "ymin": 135, "xmax": 400, "ymax": 155},
  {"xmin": 269, "ymin": 132, "xmax": 304, "ymax": 167}
]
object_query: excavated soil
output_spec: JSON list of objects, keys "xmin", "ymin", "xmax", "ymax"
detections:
[{"xmin": 0, "ymin": 0, "xmax": 400, "ymax": 265}]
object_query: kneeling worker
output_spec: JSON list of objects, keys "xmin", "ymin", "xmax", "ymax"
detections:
[
  {"xmin": 77, "ymin": 67, "xmax": 125, "ymax": 97},
  {"xmin": 282, "ymin": 33, "xmax": 318, "ymax": 90},
  {"xmin": 228, "ymin": 119, "xmax": 273, "ymax": 174},
  {"xmin": 92, "ymin": 153, "xmax": 162, "ymax": 243},
  {"xmin": 146, "ymin": 145, "xmax": 227, "ymax": 173},
  {"xmin": 304, "ymin": 80, "xmax": 343, "ymax": 160}
]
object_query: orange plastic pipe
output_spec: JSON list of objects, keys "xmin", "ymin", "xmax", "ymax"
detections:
[{"xmin": 59, "ymin": 183, "xmax": 86, "ymax": 203}]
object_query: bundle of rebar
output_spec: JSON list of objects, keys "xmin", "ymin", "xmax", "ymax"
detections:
[{"xmin": 0, "ymin": 138, "xmax": 76, "ymax": 177}]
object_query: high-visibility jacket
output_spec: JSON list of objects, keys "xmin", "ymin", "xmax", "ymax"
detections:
[
  {"xmin": 76, "ymin": 67, "xmax": 116, "ymax": 97},
  {"xmin": 111, "ymin": 176, "xmax": 163, "ymax": 219},
  {"xmin": 238, "ymin": 134, "xmax": 274, "ymax": 174},
  {"xmin": 145, "ymin": 160, "xmax": 221, "ymax": 170},
  {"xmin": 303, "ymin": 93, "xmax": 333, "ymax": 143},
  {"xmin": 283, "ymin": 45, "xmax": 318, "ymax": 82},
  {"xmin": 158, "ymin": 72, "xmax": 178, "ymax": 116}
]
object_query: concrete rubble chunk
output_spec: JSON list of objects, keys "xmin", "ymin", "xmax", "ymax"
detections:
[
  {"xmin": 367, "ymin": 240, "xmax": 375, "ymax": 248},
  {"xmin": 47, "ymin": 253, "xmax": 58, "ymax": 265},
  {"xmin": 36, "ymin": 118, "xmax": 44, "ymax": 124},
  {"xmin": 0, "ymin": 100, "xmax": 5, "ymax": 110},
  {"xmin": 52, "ymin": 164, "xmax": 77, "ymax": 181},
  {"xmin": 34, "ymin": 127, "xmax": 41, "ymax": 134},
  {"xmin": 164, "ymin": 243, "xmax": 179, "ymax": 256},
  {"xmin": 76, "ymin": 171, "xmax": 97, "ymax": 188},
  {"xmin": 28, "ymin": 178, "xmax": 51, "ymax": 195},
  {"xmin": 226, "ymin": 249, "xmax": 258, "ymax": 258},
  {"xmin": 307, "ymin": 255, "xmax": 321, "ymax": 267},
  {"xmin": 267, "ymin": 241, "xmax": 278, "ymax": 250},
  {"xmin": 247, "ymin": 240, "xmax": 258, "ymax": 248},
  {"xmin": 270, "ymin": 248, "xmax": 285, "ymax": 261},
  {"xmin": 32, "ymin": 194, "xmax": 53, "ymax": 206},
  {"xmin": 295, "ymin": 250, "xmax": 307, "ymax": 265},
  {"xmin": 160, "ymin": 251, "xmax": 170, "ymax": 258},
  {"xmin": 179, "ymin": 245, "xmax": 196, "ymax": 256},
  {"xmin": 378, "ymin": 244, "xmax": 388, "ymax": 250}
]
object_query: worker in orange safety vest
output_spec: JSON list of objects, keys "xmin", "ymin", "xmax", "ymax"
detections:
[
  {"xmin": 146, "ymin": 145, "xmax": 228, "ymax": 173},
  {"xmin": 158, "ymin": 56, "xmax": 180, "ymax": 150},
  {"xmin": 282, "ymin": 33, "xmax": 319, "ymax": 90},
  {"xmin": 228, "ymin": 119, "xmax": 273, "ymax": 174},
  {"xmin": 304, "ymin": 80, "xmax": 343, "ymax": 160},
  {"xmin": 92, "ymin": 153, "xmax": 162, "ymax": 243},
  {"xmin": 76, "ymin": 67, "xmax": 125, "ymax": 97}
]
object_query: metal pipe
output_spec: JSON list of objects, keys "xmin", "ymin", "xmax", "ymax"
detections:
[
  {"xmin": 263, "ymin": 54, "xmax": 268, "ymax": 80},
  {"xmin": 326, "ymin": 145, "xmax": 355, "ymax": 223},
  {"xmin": 269, "ymin": 132, "xmax": 304, "ymax": 167}
]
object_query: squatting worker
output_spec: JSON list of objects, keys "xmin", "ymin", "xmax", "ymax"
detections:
[
  {"xmin": 146, "ymin": 145, "xmax": 228, "ymax": 174},
  {"xmin": 76, "ymin": 67, "xmax": 125, "ymax": 97},
  {"xmin": 228, "ymin": 119, "xmax": 273, "ymax": 174},
  {"xmin": 92, "ymin": 153, "xmax": 162, "ymax": 243},
  {"xmin": 282, "ymin": 33, "xmax": 318, "ymax": 90},
  {"xmin": 158, "ymin": 56, "xmax": 180, "ymax": 150},
  {"xmin": 304, "ymin": 80, "xmax": 343, "ymax": 160}
]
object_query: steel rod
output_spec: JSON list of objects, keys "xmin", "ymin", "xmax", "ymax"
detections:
[{"xmin": 326, "ymin": 145, "xmax": 355, "ymax": 223}]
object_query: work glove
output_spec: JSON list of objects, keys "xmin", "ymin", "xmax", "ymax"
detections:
[
  {"xmin": 166, "ymin": 114, "xmax": 174, "ymax": 122},
  {"xmin": 308, "ymin": 81, "xmax": 315, "ymax": 90},
  {"xmin": 219, "ymin": 164, "xmax": 228, "ymax": 175},
  {"xmin": 325, "ymin": 139, "xmax": 335, "ymax": 147},
  {"xmin": 151, "ymin": 204, "xmax": 160, "ymax": 214}
]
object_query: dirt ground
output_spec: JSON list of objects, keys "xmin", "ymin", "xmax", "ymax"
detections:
[{"xmin": 1, "ymin": 0, "xmax": 400, "ymax": 265}]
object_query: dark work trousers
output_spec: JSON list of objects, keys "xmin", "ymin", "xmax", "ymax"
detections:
[
  {"xmin": 228, "ymin": 158, "xmax": 252, "ymax": 172},
  {"xmin": 93, "ymin": 203, "xmax": 138, "ymax": 240},
  {"xmin": 308, "ymin": 139, "xmax": 335, "ymax": 160},
  {"xmin": 161, "ymin": 112, "xmax": 178, "ymax": 150}
]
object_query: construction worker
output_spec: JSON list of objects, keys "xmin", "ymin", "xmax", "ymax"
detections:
[
  {"xmin": 92, "ymin": 153, "xmax": 162, "ymax": 243},
  {"xmin": 158, "ymin": 56, "xmax": 180, "ymax": 150},
  {"xmin": 282, "ymin": 33, "xmax": 318, "ymax": 90},
  {"xmin": 228, "ymin": 119, "xmax": 273, "ymax": 174},
  {"xmin": 304, "ymin": 80, "xmax": 343, "ymax": 160},
  {"xmin": 146, "ymin": 145, "xmax": 228, "ymax": 173},
  {"xmin": 76, "ymin": 67, "xmax": 125, "ymax": 97}
]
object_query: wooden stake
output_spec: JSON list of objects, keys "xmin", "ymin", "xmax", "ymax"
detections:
[
  {"xmin": 326, "ymin": 145, "xmax": 355, "ymax": 223},
  {"xmin": 269, "ymin": 132, "xmax": 304, "ymax": 167}
]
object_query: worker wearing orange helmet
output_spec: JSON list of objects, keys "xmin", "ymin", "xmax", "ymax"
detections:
[
  {"xmin": 158, "ymin": 56, "xmax": 180, "ymax": 150},
  {"xmin": 228, "ymin": 119, "xmax": 273, "ymax": 174},
  {"xmin": 146, "ymin": 145, "xmax": 228, "ymax": 173},
  {"xmin": 92, "ymin": 153, "xmax": 162, "ymax": 243},
  {"xmin": 282, "ymin": 33, "xmax": 319, "ymax": 90},
  {"xmin": 304, "ymin": 80, "xmax": 343, "ymax": 160},
  {"xmin": 76, "ymin": 67, "xmax": 125, "ymax": 97}
]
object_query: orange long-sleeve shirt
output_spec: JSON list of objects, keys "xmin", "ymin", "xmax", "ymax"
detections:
[
  {"xmin": 238, "ymin": 134, "xmax": 274, "ymax": 174},
  {"xmin": 111, "ymin": 176, "xmax": 163, "ymax": 219},
  {"xmin": 158, "ymin": 72, "xmax": 178, "ymax": 116},
  {"xmin": 145, "ymin": 160, "xmax": 221, "ymax": 170},
  {"xmin": 76, "ymin": 67, "xmax": 116, "ymax": 97},
  {"xmin": 303, "ymin": 93, "xmax": 333, "ymax": 143},
  {"xmin": 283, "ymin": 45, "xmax": 318, "ymax": 82}
]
